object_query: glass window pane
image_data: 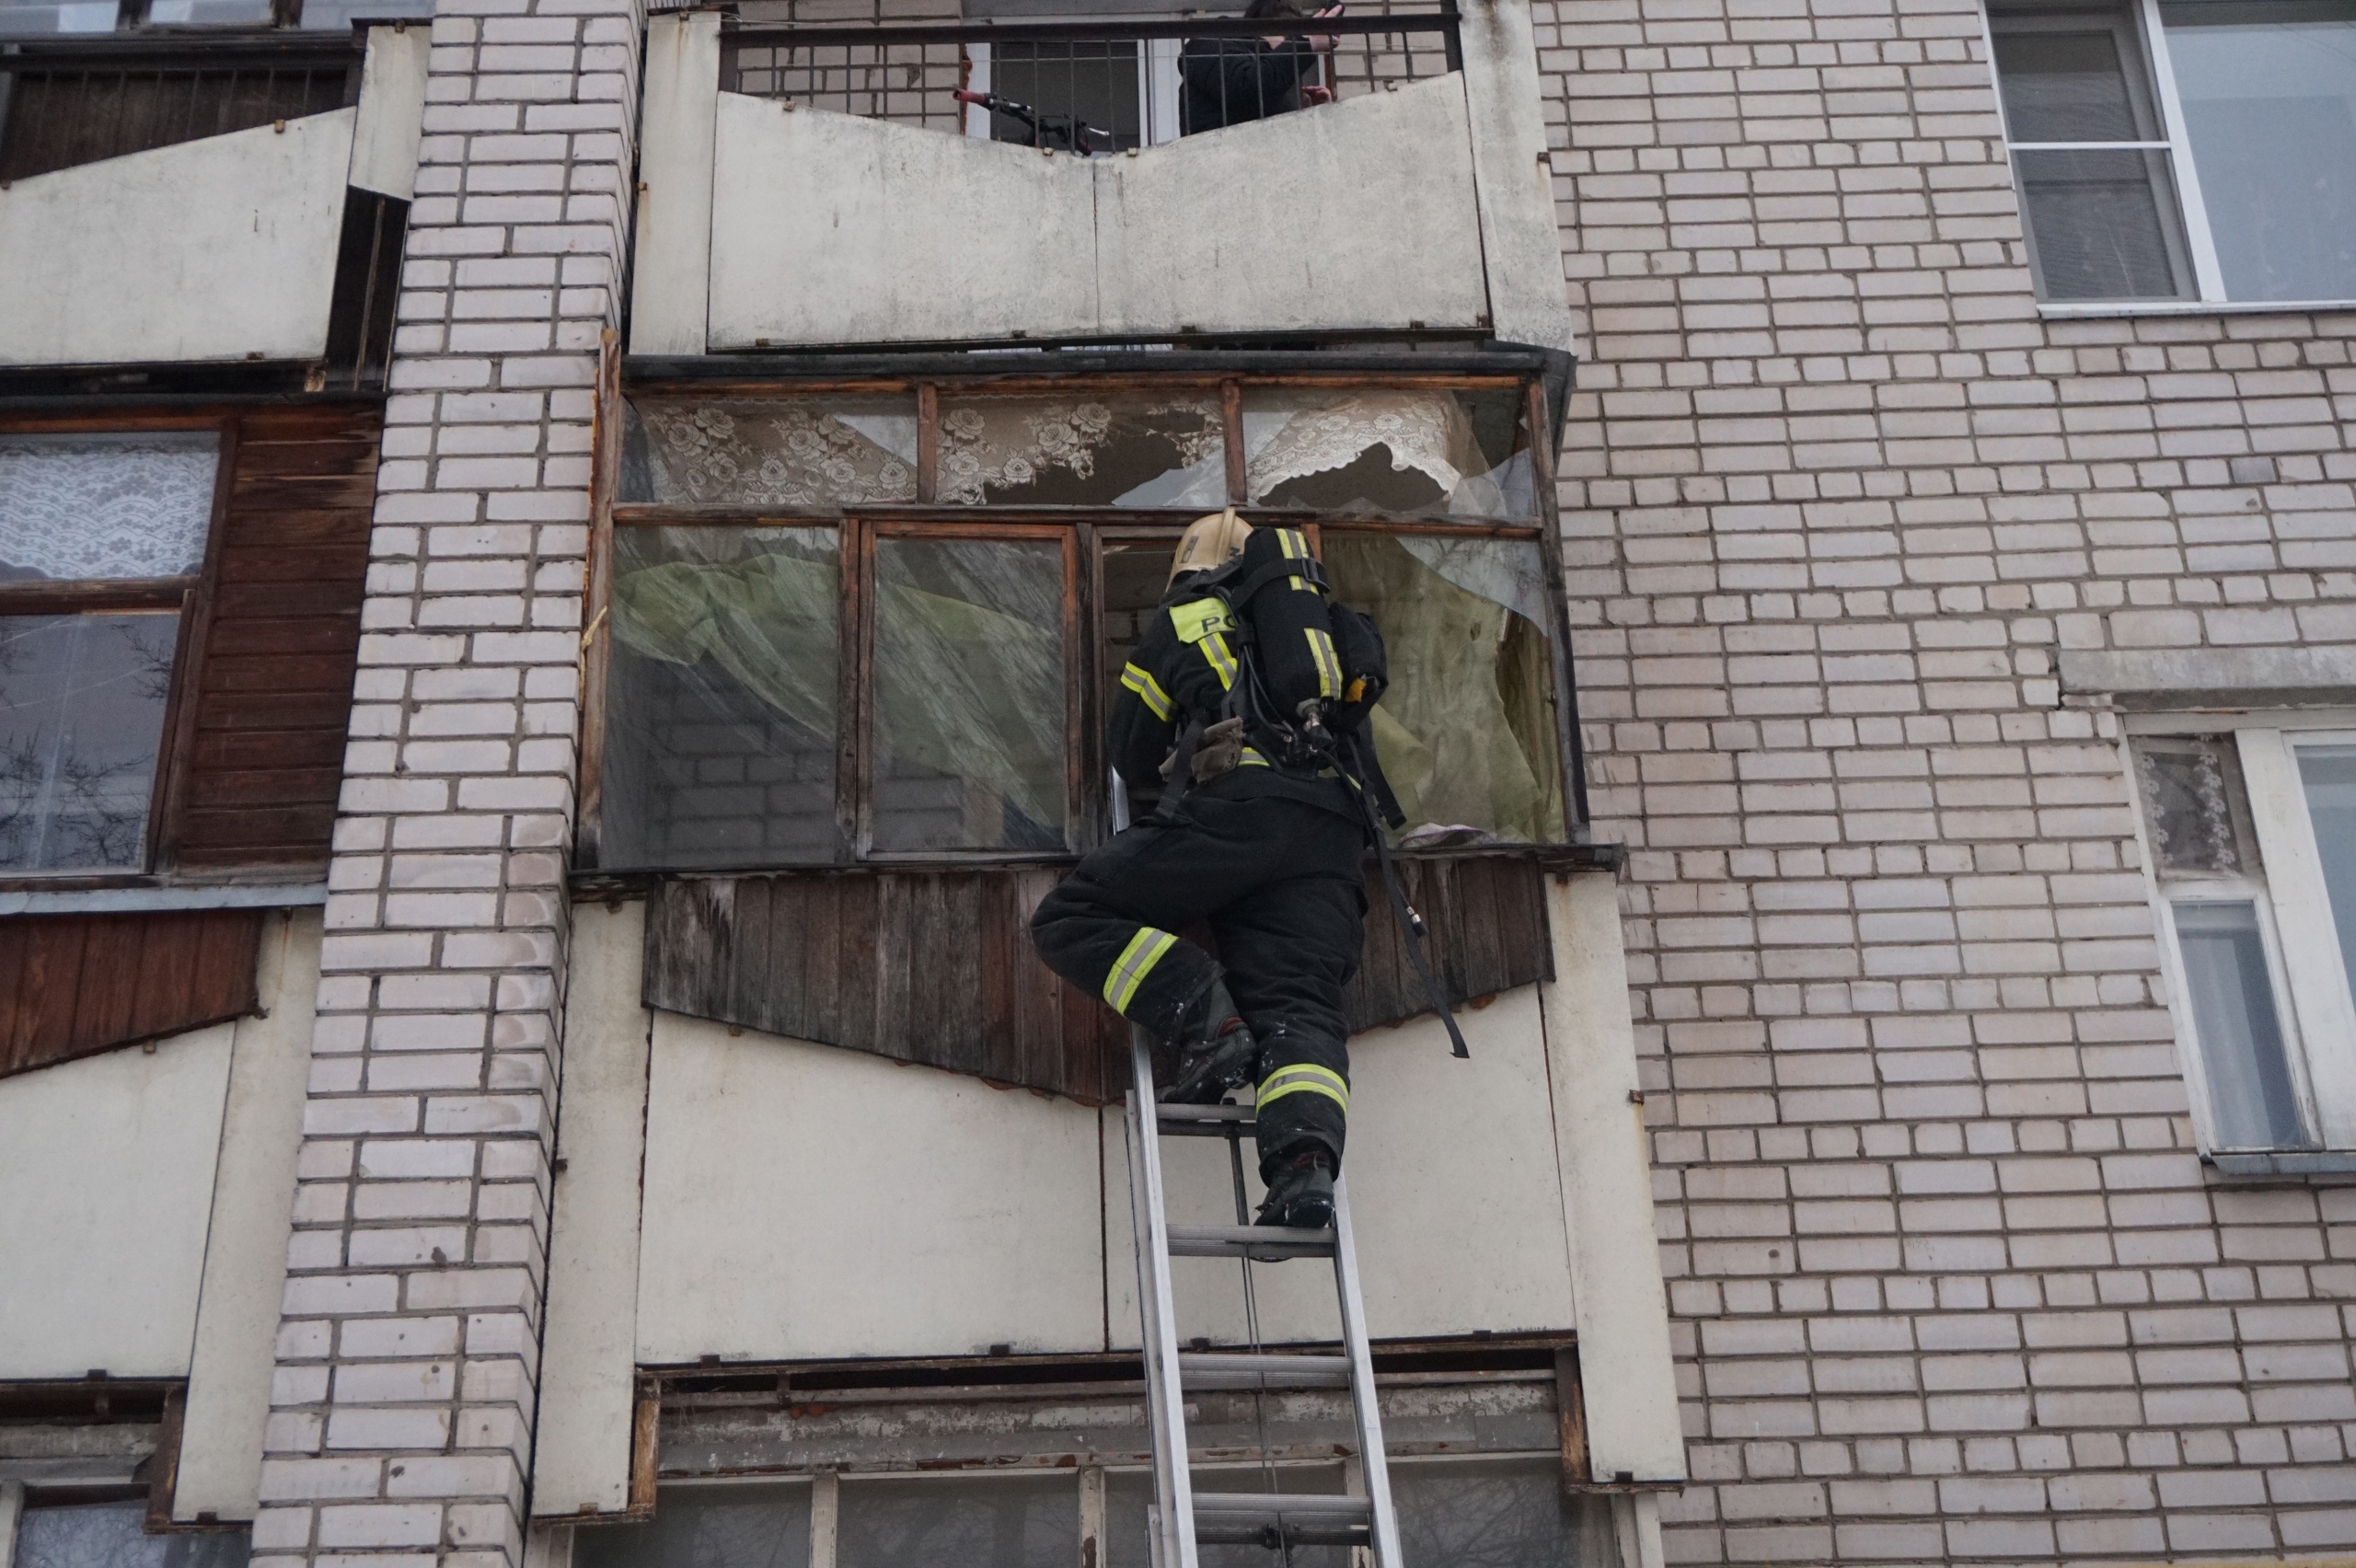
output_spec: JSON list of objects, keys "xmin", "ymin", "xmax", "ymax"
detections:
[
  {"xmin": 0, "ymin": 432, "xmax": 218, "ymax": 582},
  {"xmin": 16, "ymin": 1502, "xmax": 250, "ymax": 1568},
  {"xmin": 2296, "ymin": 744, "xmax": 2356, "ymax": 1020},
  {"xmin": 575, "ymin": 1482, "xmax": 814, "ymax": 1568},
  {"xmin": 0, "ymin": 612, "xmax": 179, "ymax": 874},
  {"xmin": 604, "ymin": 527, "xmax": 842, "ymax": 870},
  {"xmin": 2174, "ymin": 899, "xmax": 2309, "ymax": 1148},
  {"xmin": 622, "ymin": 398, "xmax": 919, "ymax": 509},
  {"xmin": 1242, "ymin": 389, "xmax": 1535, "ymax": 521},
  {"xmin": 1392, "ymin": 1458, "xmax": 1623, "ymax": 1567},
  {"xmin": 1992, "ymin": 23, "xmax": 2151, "ymax": 141},
  {"xmin": 936, "ymin": 394, "xmax": 1226, "ymax": 507},
  {"xmin": 1323, "ymin": 535, "xmax": 1565, "ymax": 846},
  {"xmin": 2160, "ymin": 0, "xmax": 2356, "ymax": 301},
  {"xmin": 1106, "ymin": 1466, "xmax": 1351, "ymax": 1568},
  {"xmin": 988, "ymin": 41, "xmax": 1144, "ymax": 150},
  {"xmin": 837, "ymin": 1474, "xmax": 1077, "ymax": 1568},
  {"xmin": 2132, "ymin": 733, "xmax": 2260, "ymax": 876},
  {"xmin": 0, "ymin": 0, "xmax": 119, "ymax": 33},
  {"xmin": 872, "ymin": 538, "xmax": 1068, "ymax": 853},
  {"xmin": 2012, "ymin": 147, "xmax": 2194, "ymax": 300}
]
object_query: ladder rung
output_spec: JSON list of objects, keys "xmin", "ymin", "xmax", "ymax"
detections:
[
  {"xmin": 1166, "ymin": 1223, "xmax": 1335, "ymax": 1259},
  {"xmin": 1178, "ymin": 1351, "xmax": 1353, "ymax": 1389},
  {"xmin": 1193, "ymin": 1493, "xmax": 1373, "ymax": 1523},
  {"xmin": 1154, "ymin": 1102, "xmax": 1253, "ymax": 1137},
  {"xmin": 1196, "ymin": 1523, "xmax": 1370, "ymax": 1548}
]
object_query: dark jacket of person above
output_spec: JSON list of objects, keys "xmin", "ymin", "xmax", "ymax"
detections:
[{"xmin": 1178, "ymin": 33, "xmax": 1323, "ymax": 134}]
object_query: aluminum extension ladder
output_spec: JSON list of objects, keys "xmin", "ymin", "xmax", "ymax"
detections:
[{"xmin": 1122, "ymin": 1025, "xmax": 1405, "ymax": 1568}]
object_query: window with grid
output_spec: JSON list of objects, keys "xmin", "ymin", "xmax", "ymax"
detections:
[
  {"xmin": 1986, "ymin": 0, "xmax": 2356, "ymax": 306},
  {"xmin": 2128, "ymin": 716, "xmax": 2356, "ymax": 1158},
  {"xmin": 586, "ymin": 376, "xmax": 1575, "ymax": 872}
]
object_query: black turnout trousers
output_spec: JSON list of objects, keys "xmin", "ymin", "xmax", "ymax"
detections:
[{"xmin": 1031, "ymin": 777, "xmax": 1366, "ymax": 1180}]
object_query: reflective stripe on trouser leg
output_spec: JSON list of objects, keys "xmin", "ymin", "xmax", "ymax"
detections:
[
  {"xmin": 1103, "ymin": 927, "xmax": 1180, "ymax": 1017},
  {"xmin": 1256, "ymin": 1062, "xmax": 1349, "ymax": 1115}
]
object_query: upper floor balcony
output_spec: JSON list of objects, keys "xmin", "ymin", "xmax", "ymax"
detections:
[{"xmin": 629, "ymin": 0, "xmax": 1572, "ymax": 355}]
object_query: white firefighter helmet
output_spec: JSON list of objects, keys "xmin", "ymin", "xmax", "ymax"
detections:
[{"xmin": 1169, "ymin": 507, "xmax": 1252, "ymax": 586}]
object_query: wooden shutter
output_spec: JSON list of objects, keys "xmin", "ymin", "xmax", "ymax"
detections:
[{"xmin": 0, "ymin": 909, "xmax": 264, "ymax": 1081}]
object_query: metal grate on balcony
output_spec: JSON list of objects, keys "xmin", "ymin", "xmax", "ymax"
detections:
[{"xmin": 720, "ymin": 5, "xmax": 1461, "ymax": 154}]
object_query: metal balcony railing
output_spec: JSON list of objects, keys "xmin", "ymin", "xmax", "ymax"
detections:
[{"xmin": 721, "ymin": 6, "xmax": 1461, "ymax": 153}]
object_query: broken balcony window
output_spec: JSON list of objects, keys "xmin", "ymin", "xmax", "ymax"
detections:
[
  {"xmin": 605, "ymin": 525, "xmax": 844, "ymax": 870},
  {"xmin": 871, "ymin": 536, "xmax": 1068, "ymax": 853},
  {"xmin": 622, "ymin": 396, "xmax": 921, "ymax": 510},
  {"xmin": 1242, "ymin": 388, "xmax": 1535, "ymax": 521},
  {"xmin": 934, "ymin": 393, "xmax": 1226, "ymax": 507},
  {"xmin": 1324, "ymin": 534, "xmax": 1565, "ymax": 846}
]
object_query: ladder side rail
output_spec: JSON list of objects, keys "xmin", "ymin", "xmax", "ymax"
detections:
[
  {"xmin": 1125, "ymin": 1027, "xmax": 1200, "ymax": 1568},
  {"xmin": 1331, "ymin": 1170, "xmax": 1405, "ymax": 1568}
]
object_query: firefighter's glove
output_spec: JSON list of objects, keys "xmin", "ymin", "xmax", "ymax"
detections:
[{"xmin": 1192, "ymin": 717, "xmax": 1247, "ymax": 784}]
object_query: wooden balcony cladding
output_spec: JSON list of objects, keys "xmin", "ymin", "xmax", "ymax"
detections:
[
  {"xmin": 0, "ymin": 909, "xmax": 264, "ymax": 1080},
  {"xmin": 172, "ymin": 404, "xmax": 380, "ymax": 871},
  {"xmin": 639, "ymin": 854, "xmax": 1552, "ymax": 1102}
]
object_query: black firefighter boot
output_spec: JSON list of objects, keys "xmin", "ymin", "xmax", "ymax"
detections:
[
  {"xmin": 1160, "ymin": 976, "xmax": 1256, "ymax": 1104},
  {"xmin": 1255, "ymin": 1148, "xmax": 1336, "ymax": 1229}
]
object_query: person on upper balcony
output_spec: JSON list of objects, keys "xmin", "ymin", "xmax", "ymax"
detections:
[{"xmin": 1179, "ymin": 0, "xmax": 1343, "ymax": 135}]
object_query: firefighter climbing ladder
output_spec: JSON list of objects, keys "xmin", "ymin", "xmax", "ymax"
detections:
[{"xmin": 1122, "ymin": 1027, "xmax": 1405, "ymax": 1568}]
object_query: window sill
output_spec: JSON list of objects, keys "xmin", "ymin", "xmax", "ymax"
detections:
[
  {"xmin": 0, "ymin": 881, "xmax": 326, "ymax": 917},
  {"xmin": 2038, "ymin": 299, "xmax": 2356, "ymax": 321},
  {"xmin": 2206, "ymin": 1149, "xmax": 2356, "ymax": 1179}
]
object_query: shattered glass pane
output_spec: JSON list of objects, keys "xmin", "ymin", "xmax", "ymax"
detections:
[
  {"xmin": 2133, "ymin": 734, "xmax": 2258, "ymax": 877},
  {"xmin": 1324, "ymin": 534, "xmax": 1565, "ymax": 845},
  {"xmin": 0, "ymin": 432, "xmax": 217, "ymax": 582},
  {"xmin": 16, "ymin": 1503, "xmax": 250, "ymax": 1568},
  {"xmin": 871, "ymin": 538, "xmax": 1068, "ymax": 853},
  {"xmin": 622, "ymin": 397, "xmax": 919, "ymax": 509},
  {"xmin": 837, "ymin": 1474, "xmax": 1077, "ymax": 1568},
  {"xmin": 0, "ymin": 612, "xmax": 179, "ymax": 873},
  {"xmin": 603, "ymin": 526, "xmax": 842, "ymax": 870},
  {"xmin": 574, "ymin": 1481, "xmax": 813, "ymax": 1568},
  {"xmin": 1242, "ymin": 388, "xmax": 1534, "ymax": 521},
  {"xmin": 935, "ymin": 393, "xmax": 1226, "ymax": 507}
]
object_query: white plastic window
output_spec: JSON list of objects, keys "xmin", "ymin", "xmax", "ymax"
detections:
[
  {"xmin": 1987, "ymin": 0, "xmax": 2356, "ymax": 306},
  {"xmin": 2130, "ymin": 715, "xmax": 2356, "ymax": 1153}
]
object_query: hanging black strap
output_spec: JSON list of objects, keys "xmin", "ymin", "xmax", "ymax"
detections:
[{"xmin": 1343, "ymin": 751, "xmax": 1469, "ymax": 1060}]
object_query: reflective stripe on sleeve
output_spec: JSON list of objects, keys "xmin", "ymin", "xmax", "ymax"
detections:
[
  {"xmin": 1257, "ymin": 1062, "xmax": 1350, "ymax": 1114},
  {"xmin": 1120, "ymin": 662, "xmax": 1173, "ymax": 721},
  {"xmin": 1199, "ymin": 632, "xmax": 1239, "ymax": 690},
  {"xmin": 1103, "ymin": 927, "xmax": 1180, "ymax": 1015}
]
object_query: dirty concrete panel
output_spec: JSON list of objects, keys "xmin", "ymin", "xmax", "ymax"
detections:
[
  {"xmin": 635, "ymin": 1013, "xmax": 1106, "ymax": 1363},
  {"xmin": 1542, "ymin": 874, "xmax": 1686, "ymax": 1486},
  {"xmin": 0, "ymin": 1023, "xmax": 235, "ymax": 1379},
  {"xmin": 175, "ymin": 911, "xmax": 323, "ymax": 1522},
  {"xmin": 1093, "ymin": 75, "xmax": 1488, "ymax": 340},
  {"xmin": 535, "ymin": 901, "xmax": 655, "ymax": 1519},
  {"xmin": 629, "ymin": 12, "xmax": 722, "ymax": 356},
  {"xmin": 1106, "ymin": 987, "xmax": 1578, "ymax": 1349},
  {"xmin": 1454, "ymin": 0, "xmax": 1575, "ymax": 352},
  {"xmin": 708, "ymin": 95, "xmax": 1100, "ymax": 350},
  {"xmin": 0, "ymin": 110, "xmax": 354, "ymax": 367},
  {"xmin": 349, "ymin": 26, "xmax": 429, "ymax": 201}
]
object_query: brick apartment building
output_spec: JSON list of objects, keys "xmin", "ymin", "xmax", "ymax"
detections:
[{"xmin": 0, "ymin": 0, "xmax": 2350, "ymax": 1562}]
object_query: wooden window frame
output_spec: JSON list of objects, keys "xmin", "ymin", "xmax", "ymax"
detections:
[
  {"xmin": 0, "ymin": 413, "xmax": 236, "ymax": 889},
  {"xmin": 582, "ymin": 372, "xmax": 1581, "ymax": 874}
]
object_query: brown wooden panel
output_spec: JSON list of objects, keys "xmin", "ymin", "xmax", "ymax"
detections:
[
  {"xmin": 0, "ymin": 66, "xmax": 352, "ymax": 184},
  {"xmin": 168, "ymin": 404, "xmax": 376, "ymax": 872},
  {"xmin": 0, "ymin": 910, "xmax": 264, "ymax": 1081},
  {"xmin": 1345, "ymin": 855, "xmax": 1552, "ymax": 1034}
]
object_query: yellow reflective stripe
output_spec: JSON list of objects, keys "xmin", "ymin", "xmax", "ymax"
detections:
[
  {"xmin": 1200, "ymin": 632, "xmax": 1238, "ymax": 690},
  {"xmin": 1277, "ymin": 529, "xmax": 1311, "ymax": 559},
  {"xmin": 1238, "ymin": 747, "xmax": 1272, "ymax": 767},
  {"xmin": 1258, "ymin": 1063, "xmax": 1350, "ymax": 1114},
  {"xmin": 1103, "ymin": 928, "xmax": 1179, "ymax": 1015},
  {"xmin": 1304, "ymin": 627, "xmax": 1343, "ymax": 698},
  {"xmin": 1120, "ymin": 662, "xmax": 1172, "ymax": 721},
  {"xmin": 1170, "ymin": 598, "xmax": 1238, "ymax": 644}
]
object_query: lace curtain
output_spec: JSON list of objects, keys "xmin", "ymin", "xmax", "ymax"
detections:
[
  {"xmin": 625, "ymin": 398, "xmax": 919, "ymax": 508},
  {"xmin": 14, "ymin": 1502, "xmax": 250, "ymax": 1568},
  {"xmin": 936, "ymin": 395, "xmax": 1224, "ymax": 506},
  {"xmin": 1243, "ymin": 390, "xmax": 1533, "ymax": 519},
  {"xmin": 0, "ymin": 432, "xmax": 218, "ymax": 582}
]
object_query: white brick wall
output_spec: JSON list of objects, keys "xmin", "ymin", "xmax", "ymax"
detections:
[
  {"xmin": 256, "ymin": 3, "xmax": 641, "ymax": 1566},
  {"xmin": 1536, "ymin": 0, "xmax": 2356, "ymax": 1558}
]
